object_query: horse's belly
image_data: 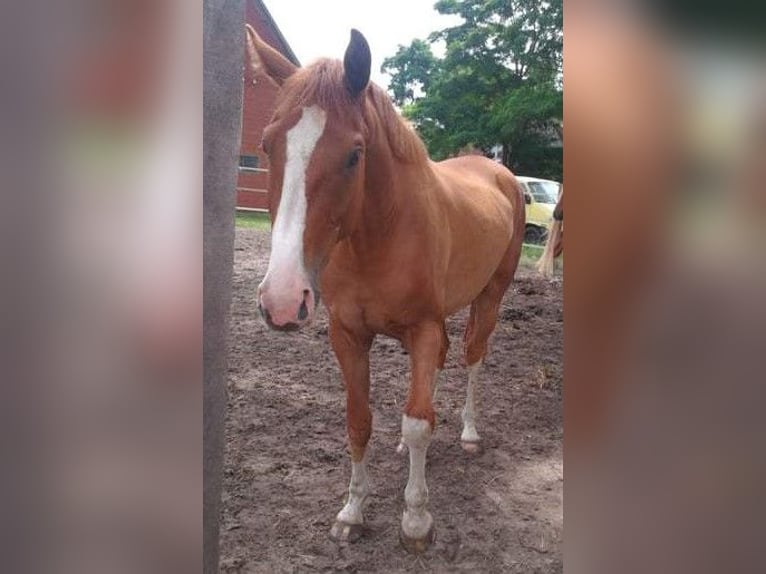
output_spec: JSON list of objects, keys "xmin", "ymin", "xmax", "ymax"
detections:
[
  {"xmin": 443, "ymin": 215, "xmax": 514, "ymax": 314},
  {"xmin": 443, "ymin": 257, "xmax": 505, "ymax": 315}
]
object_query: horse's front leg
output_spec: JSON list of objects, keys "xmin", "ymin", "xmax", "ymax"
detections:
[
  {"xmin": 399, "ymin": 321, "xmax": 444, "ymax": 552},
  {"xmin": 328, "ymin": 317, "xmax": 374, "ymax": 542}
]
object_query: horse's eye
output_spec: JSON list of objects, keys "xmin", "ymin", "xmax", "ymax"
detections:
[{"xmin": 346, "ymin": 147, "xmax": 362, "ymax": 169}]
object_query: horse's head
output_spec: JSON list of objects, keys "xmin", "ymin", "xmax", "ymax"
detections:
[{"xmin": 246, "ymin": 26, "xmax": 371, "ymax": 331}]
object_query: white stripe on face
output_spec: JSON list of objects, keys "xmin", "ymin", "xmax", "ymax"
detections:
[{"xmin": 264, "ymin": 105, "xmax": 327, "ymax": 285}]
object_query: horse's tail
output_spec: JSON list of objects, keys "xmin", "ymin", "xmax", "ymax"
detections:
[
  {"xmin": 537, "ymin": 185, "xmax": 564, "ymax": 278},
  {"xmin": 536, "ymin": 217, "xmax": 562, "ymax": 278}
]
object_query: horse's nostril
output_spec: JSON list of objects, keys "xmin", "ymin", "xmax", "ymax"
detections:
[
  {"xmin": 298, "ymin": 290, "xmax": 311, "ymax": 321},
  {"xmin": 298, "ymin": 298, "xmax": 309, "ymax": 321}
]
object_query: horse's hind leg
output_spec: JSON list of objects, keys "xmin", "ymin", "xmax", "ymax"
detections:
[{"xmin": 461, "ymin": 251, "xmax": 518, "ymax": 452}]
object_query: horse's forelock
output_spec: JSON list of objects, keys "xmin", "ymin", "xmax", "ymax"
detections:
[
  {"xmin": 277, "ymin": 59, "xmax": 427, "ymax": 165},
  {"xmin": 279, "ymin": 59, "xmax": 358, "ymax": 117}
]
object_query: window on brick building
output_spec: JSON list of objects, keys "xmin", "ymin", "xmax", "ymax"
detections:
[{"xmin": 239, "ymin": 155, "xmax": 260, "ymax": 171}]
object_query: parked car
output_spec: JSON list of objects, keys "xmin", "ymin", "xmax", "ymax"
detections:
[{"xmin": 516, "ymin": 176, "xmax": 561, "ymax": 244}]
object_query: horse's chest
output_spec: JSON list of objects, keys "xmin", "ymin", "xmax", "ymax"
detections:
[{"xmin": 324, "ymin": 269, "xmax": 440, "ymax": 334}]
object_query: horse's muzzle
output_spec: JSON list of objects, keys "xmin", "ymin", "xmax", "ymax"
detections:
[{"xmin": 257, "ymin": 281, "xmax": 318, "ymax": 331}]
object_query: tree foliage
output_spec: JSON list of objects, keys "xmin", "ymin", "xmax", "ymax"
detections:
[{"xmin": 381, "ymin": 0, "xmax": 562, "ymax": 180}]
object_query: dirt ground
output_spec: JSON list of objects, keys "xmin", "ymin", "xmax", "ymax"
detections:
[{"xmin": 221, "ymin": 226, "xmax": 563, "ymax": 573}]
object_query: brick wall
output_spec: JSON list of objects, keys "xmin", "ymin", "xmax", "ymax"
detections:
[{"xmin": 237, "ymin": 0, "xmax": 295, "ymax": 211}]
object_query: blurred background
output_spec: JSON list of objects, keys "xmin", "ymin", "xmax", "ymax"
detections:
[
  {"xmin": 565, "ymin": 1, "xmax": 765, "ymax": 573},
  {"xmin": 1, "ymin": 0, "xmax": 202, "ymax": 572}
]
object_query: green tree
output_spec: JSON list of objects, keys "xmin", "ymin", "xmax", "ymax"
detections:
[
  {"xmin": 381, "ymin": 0, "xmax": 562, "ymax": 180},
  {"xmin": 383, "ymin": 39, "xmax": 438, "ymax": 106}
]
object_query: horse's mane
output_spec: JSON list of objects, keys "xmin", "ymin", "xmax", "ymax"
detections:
[
  {"xmin": 364, "ymin": 83, "xmax": 429, "ymax": 164},
  {"xmin": 280, "ymin": 59, "xmax": 428, "ymax": 164}
]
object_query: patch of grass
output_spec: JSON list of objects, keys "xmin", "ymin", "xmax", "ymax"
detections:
[
  {"xmin": 519, "ymin": 243, "xmax": 563, "ymax": 275},
  {"xmin": 235, "ymin": 210, "xmax": 271, "ymax": 229},
  {"xmin": 520, "ymin": 243, "xmax": 544, "ymax": 268},
  {"xmin": 521, "ymin": 243, "xmax": 544, "ymax": 259}
]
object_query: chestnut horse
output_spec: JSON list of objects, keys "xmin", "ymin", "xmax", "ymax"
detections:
[{"xmin": 246, "ymin": 26, "xmax": 525, "ymax": 551}]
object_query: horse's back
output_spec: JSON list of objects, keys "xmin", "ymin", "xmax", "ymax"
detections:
[
  {"xmin": 437, "ymin": 154, "xmax": 514, "ymax": 191},
  {"xmin": 434, "ymin": 155, "xmax": 523, "ymax": 239}
]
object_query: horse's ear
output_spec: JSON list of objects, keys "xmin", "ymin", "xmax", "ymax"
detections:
[
  {"xmin": 245, "ymin": 24, "xmax": 297, "ymax": 87},
  {"xmin": 343, "ymin": 29, "xmax": 371, "ymax": 98}
]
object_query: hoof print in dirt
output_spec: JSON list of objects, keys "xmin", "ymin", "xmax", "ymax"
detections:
[
  {"xmin": 330, "ymin": 520, "xmax": 364, "ymax": 543},
  {"xmin": 400, "ymin": 524, "xmax": 436, "ymax": 553}
]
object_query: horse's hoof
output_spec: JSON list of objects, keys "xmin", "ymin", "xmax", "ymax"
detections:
[
  {"xmin": 396, "ymin": 439, "xmax": 407, "ymax": 455},
  {"xmin": 330, "ymin": 520, "xmax": 364, "ymax": 542},
  {"xmin": 400, "ymin": 523, "xmax": 435, "ymax": 553},
  {"xmin": 461, "ymin": 440, "xmax": 481, "ymax": 454}
]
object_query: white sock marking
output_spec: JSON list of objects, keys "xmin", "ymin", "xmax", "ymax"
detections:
[
  {"xmin": 261, "ymin": 106, "xmax": 326, "ymax": 288},
  {"xmin": 397, "ymin": 370, "xmax": 441, "ymax": 455},
  {"xmin": 401, "ymin": 415, "xmax": 433, "ymax": 539},
  {"xmin": 461, "ymin": 361, "xmax": 482, "ymax": 443},
  {"xmin": 336, "ymin": 455, "xmax": 369, "ymax": 525}
]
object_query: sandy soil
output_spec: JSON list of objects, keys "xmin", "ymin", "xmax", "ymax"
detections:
[{"xmin": 221, "ymin": 226, "xmax": 563, "ymax": 573}]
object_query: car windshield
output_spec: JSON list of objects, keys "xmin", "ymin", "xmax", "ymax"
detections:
[{"xmin": 527, "ymin": 181, "xmax": 560, "ymax": 204}]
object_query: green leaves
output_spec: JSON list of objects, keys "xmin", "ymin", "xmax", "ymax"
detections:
[
  {"xmin": 490, "ymin": 81, "xmax": 562, "ymax": 143},
  {"xmin": 383, "ymin": 0, "xmax": 563, "ymax": 179},
  {"xmin": 381, "ymin": 40, "xmax": 438, "ymax": 107}
]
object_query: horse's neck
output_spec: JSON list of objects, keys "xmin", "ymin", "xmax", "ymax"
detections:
[
  {"xmin": 357, "ymin": 144, "xmax": 431, "ymax": 244},
  {"xmin": 343, "ymin": 98, "xmax": 436, "ymax": 256}
]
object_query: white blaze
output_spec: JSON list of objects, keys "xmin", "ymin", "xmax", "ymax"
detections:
[{"xmin": 263, "ymin": 105, "xmax": 327, "ymax": 285}]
